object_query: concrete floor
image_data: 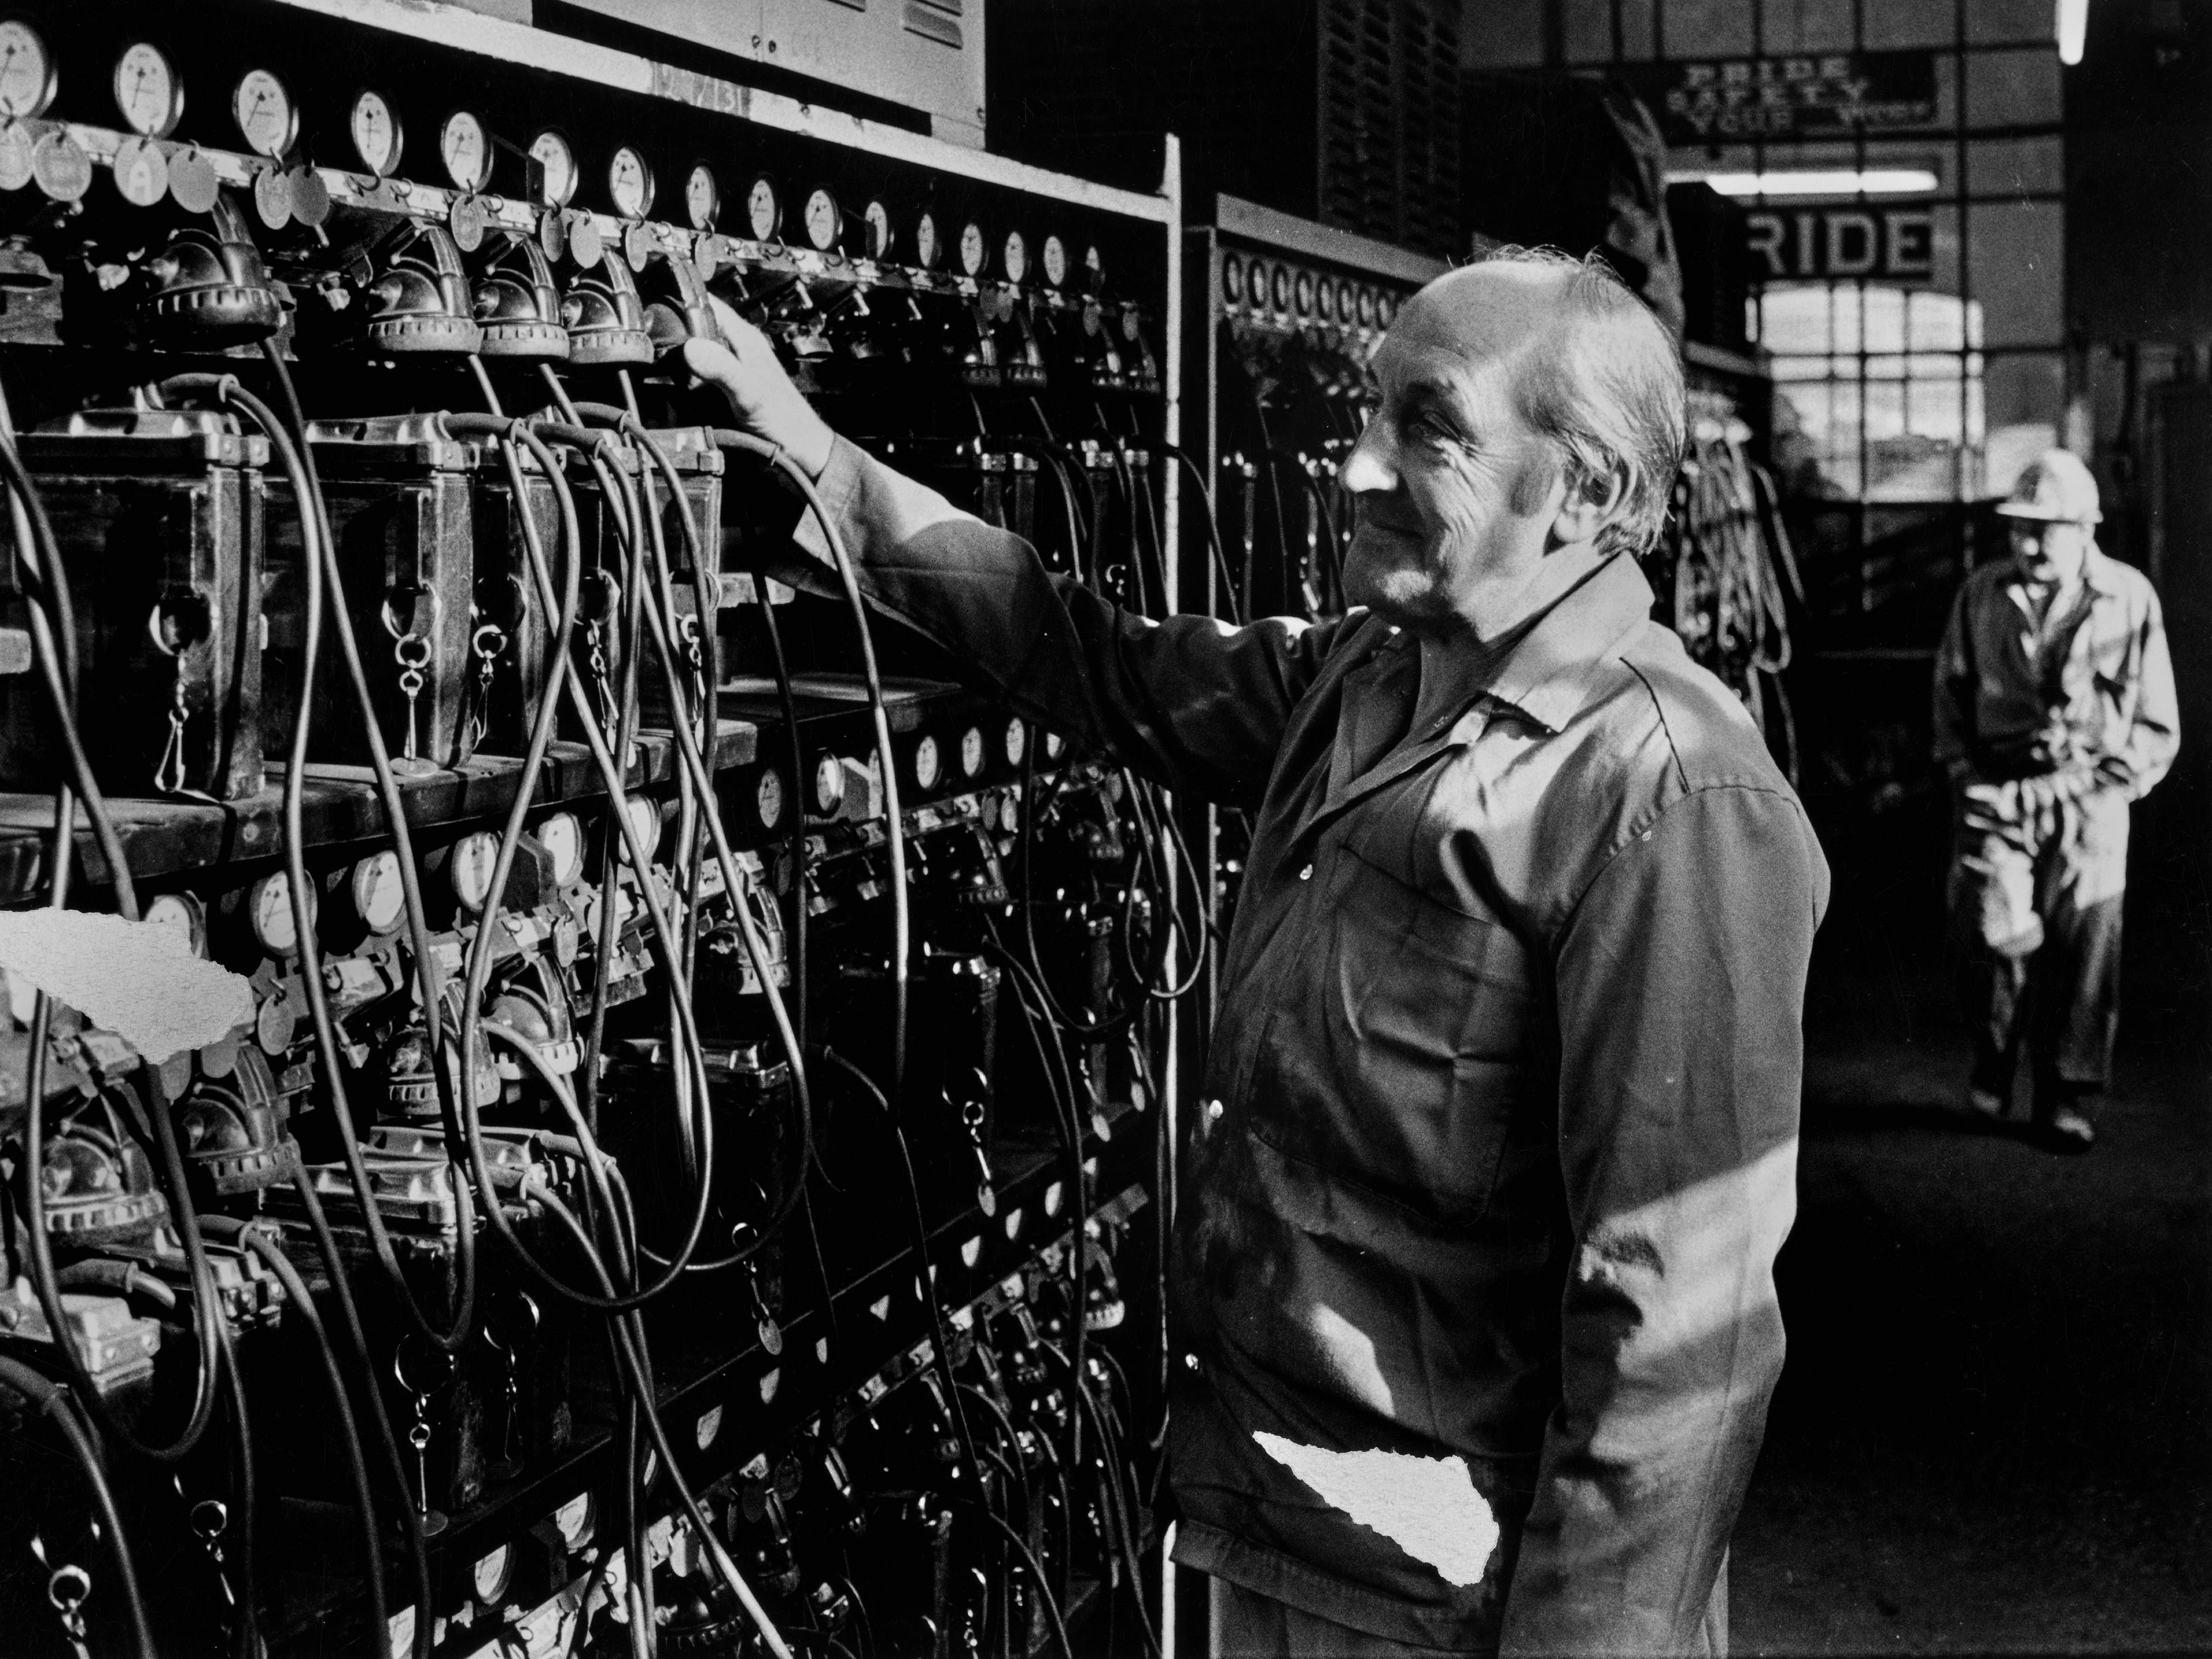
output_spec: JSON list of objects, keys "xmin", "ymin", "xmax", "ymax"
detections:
[{"xmin": 1730, "ymin": 801, "xmax": 2212, "ymax": 1654}]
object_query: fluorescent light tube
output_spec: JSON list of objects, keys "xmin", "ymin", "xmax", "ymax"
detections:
[{"xmin": 1671, "ymin": 168, "xmax": 1941, "ymax": 198}]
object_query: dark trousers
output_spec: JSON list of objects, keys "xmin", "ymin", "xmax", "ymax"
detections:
[
  {"xmin": 1209, "ymin": 1576, "xmax": 1472, "ymax": 1657},
  {"xmin": 1951, "ymin": 790, "xmax": 2128, "ymax": 1113},
  {"xmin": 1208, "ymin": 1566, "xmax": 1729, "ymax": 1656}
]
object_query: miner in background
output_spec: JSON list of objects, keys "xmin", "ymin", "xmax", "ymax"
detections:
[{"xmin": 1934, "ymin": 449, "xmax": 2178, "ymax": 1151}]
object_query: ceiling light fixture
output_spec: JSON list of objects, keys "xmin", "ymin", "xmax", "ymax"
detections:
[
  {"xmin": 1671, "ymin": 168, "xmax": 1941, "ymax": 198},
  {"xmin": 2057, "ymin": 0, "xmax": 2088, "ymax": 66}
]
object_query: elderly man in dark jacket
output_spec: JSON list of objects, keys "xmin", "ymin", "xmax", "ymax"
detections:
[{"xmin": 688, "ymin": 247, "xmax": 1828, "ymax": 1657}]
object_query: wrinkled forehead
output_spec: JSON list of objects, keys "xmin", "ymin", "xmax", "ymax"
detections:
[{"xmin": 1369, "ymin": 264, "xmax": 1569, "ymax": 408}]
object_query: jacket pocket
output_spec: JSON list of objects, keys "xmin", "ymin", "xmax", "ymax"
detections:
[{"xmin": 1248, "ymin": 844, "xmax": 1533, "ymax": 1226}]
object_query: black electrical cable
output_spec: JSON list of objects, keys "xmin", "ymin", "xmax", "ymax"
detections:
[
  {"xmin": 539, "ymin": 368, "xmax": 651, "ymax": 1153},
  {"xmin": 986, "ymin": 939, "xmax": 1092, "ymax": 1474},
  {"xmin": 0, "ymin": 434, "xmax": 141, "ymax": 911},
  {"xmin": 1123, "ymin": 776, "xmax": 1207, "ymax": 1002},
  {"xmin": 476, "ymin": 1022, "xmax": 650, "ymax": 1310},
  {"xmin": 286, "ymin": 1168, "xmax": 435, "ymax": 1659},
  {"xmin": 573, "ymin": 405, "xmax": 721, "ymax": 777},
  {"xmin": 204, "ymin": 1293, "xmax": 258, "ymax": 1659},
  {"xmin": 524, "ymin": 1180, "xmax": 795, "ymax": 1659},
  {"xmin": 461, "ymin": 366, "xmax": 622, "ymax": 1146},
  {"xmin": 622, "ymin": 1391, "xmax": 650, "ymax": 1659},
  {"xmin": 1041, "ymin": 442, "xmax": 1100, "ymax": 590},
  {"xmin": 957, "ymin": 1501, "xmax": 1075, "ymax": 1659},
  {"xmin": 975, "ymin": 1440, "xmax": 1027, "ymax": 1524},
  {"xmin": 206, "ymin": 1219, "xmax": 388, "ymax": 1657},
  {"xmin": 752, "ymin": 582, "xmax": 837, "ymax": 1343},
  {"xmin": 161, "ymin": 371, "xmax": 480, "ymax": 1364},
  {"xmin": 1033, "ymin": 446, "xmax": 1089, "ymax": 581},
  {"xmin": 533, "ymin": 419, "xmax": 806, "ymax": 1279},
  {"xmin": 247, "ymin": 349, "xmax": 480, "ymax": 1355},
  {"xmin": 979, "ymin": 935, "xmax": 1094, "ymax": 1499},
  {"xmin": 52, "ymin": 1260, "xmax": 173, "ymax": 1308},
  {"xmin": 956, "ymin": 1381, "xmax": 1027, "ymax": 1472},
  {"xmin": 751, "ymin": 588, "xmax": 808, "ymax": 1037},
  {"xmin": 1037, "ymin": 1338, "xmax": 1160, "ymax": 1659},
  {"xmin": 1083, "ymin": 451, "xmax": 1113, "ymax": 596},
  {"xmin": 573, "ymin": 404, "xmax": 726, "ymax": 1176},
  {"xmin": 1157, "ymin": 442, "xmax": 1241, "ymax": 626},
  {"xmin": 1248, "ymin": 399, "xmax": 1298, "ymax": 614},
  {"xmin": 972, "ymin": 1442, "xmax": 1028, "ymax": 1659},
  {"xmin": 707, "ymin": 427, "xmax": 907, "ymax": 1235},
  {"xmin": 1083, "ymin": 1371, "xmax": 1150, "ymax": 1588},
  {"xmin": 810, "ymin": 1046, "xmax": 982, "ymax": 1482},
  {"xmin": 1024, "ymin": 1412, "xmax": 1076, "ymax": 1611},
  {"xmin": 463, "ymin": 365, "xmax": 622, "ymax": 1154},
  {"xmin": 437, "ymin": 417, "xmax": 737, "ymax": 1309},
  {"xmin": 1099, "ymin": 449, "xmax": 1150, "ymax": 618},
  {"xmin": 1058, "ymin": 1341, "xmax": 1148, "ymax": 1570},
  {"xmin": 0, "ymin": 1354, "xmax": 157, "ymax": 1659},
  {"xmin": 1265, "ymin": 449, "xmax": 1344, "ymax": 619},
  {"xmin": 956, "ymin": 1382, "xmax": 1034, "ymax": 1522},
  {"xmin": 1007, "ymin": 740, "xmax": 1127, "ymax": 1040},
  {"xmin": 640, "ymin": 460, "xmax": 710, "ymax": 1156},
  {"xmin": 0, "ymin": 404, "xmax": 233, "ymax": 1465},
  {"xmin": 460, "ymin": 420, "xmax": 796, "ymax": 1314},
  {"xmin": 612, "ymin": 427, "xmax": 709, "ymax": 1182},
  {"xmin": 1113, "ymin": 449, "xmax": 1172, "ymax": 623},
  {"xmin": 1266, "ymin": 448, "xmax": 1346, "ymax": 611},
  {"xmin": 19, "ymin": 1006, "xmax": 224, "ymax": 1464},
  {"xmin": 1097, "ymin": 774, "xmax": 1180, "ymax": 1004}
]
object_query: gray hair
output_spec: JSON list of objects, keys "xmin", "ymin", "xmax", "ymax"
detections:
[{"xmin": 1477, "ymin": 245, "xmax": 1685, "ymax": 559}]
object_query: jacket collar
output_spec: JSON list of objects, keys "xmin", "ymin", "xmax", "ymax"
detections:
[
  {"xmin": 1481, "ymin": 551, "xmax": 1657, "ymax": 734},
  {"xmin": 2003, "ymin": 540, "xmax": 2126, "ymax": 603},
  {"xmin": 1305, "ymin": 554, "xmax": 1656, "ymax": 832}
]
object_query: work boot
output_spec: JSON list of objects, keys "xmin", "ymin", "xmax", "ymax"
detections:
[
  {"xmin": 2036, "ymin": 1082, "xmax": 2102, "ymax": 1153},
  {"xmin": 2043, "ymin": 1106, "xmax": 2097, "ymax": 1153}
]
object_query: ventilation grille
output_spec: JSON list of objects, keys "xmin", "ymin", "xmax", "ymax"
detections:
[{"xmin": 1316, "ymin": 0, "xmax": 1460, "ymax": 257}]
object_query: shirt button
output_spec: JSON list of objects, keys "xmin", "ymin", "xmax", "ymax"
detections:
[
  {"xmin": 1207, "ymin": 1099, "xmax": 1224, "ymax": 1120},
  {"xmin": 1298, "ymin": 863, "xmax": 1314, "ymax": 881}
]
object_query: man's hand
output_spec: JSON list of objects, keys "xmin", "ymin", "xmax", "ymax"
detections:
[
  {"xmin": 1960, "ymin": 777, "xmax": 2020, "ymax": 836},
  {"xmin": 1961, "ymin": 769, "xmax": 2101, "ymax": 841},
  {"xmin": 681, "ymin": 293, "xmax": 836, "ymax": 479}
]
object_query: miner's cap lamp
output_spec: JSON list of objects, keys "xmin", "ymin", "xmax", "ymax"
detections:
[{"xmin": 1996, "ymin": 448, "xmax": 2101, "ymax": 526}]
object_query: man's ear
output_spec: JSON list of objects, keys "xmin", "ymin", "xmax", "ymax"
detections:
[{"xmin": 1550, "ymin": 459, "xmax": 1627, "ymax": 547}]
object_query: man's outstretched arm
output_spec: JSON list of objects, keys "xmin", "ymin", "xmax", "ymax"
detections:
[{"xmin": 684, "ymin": 309, "xmax": 1347, "ymax": 808}]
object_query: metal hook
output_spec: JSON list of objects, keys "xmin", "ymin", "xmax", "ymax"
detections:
[{"xmin": 380, "ymin": 582, "xmax": 444, "ymax": 643}]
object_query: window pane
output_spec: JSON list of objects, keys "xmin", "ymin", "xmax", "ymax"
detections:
[
  {"xmin": 1967, "ymin": 48, "xmax": 2063, "ymax": 130},
  {"xmin": 1664, "ymin": 0, "xmax": 1754, "ymax": 56},
  {"xmin": 1967, "ymin": 136, "xmax": 2064, "ymax": 197},
  {"xmin": 1865, "ymin": 380, "xmax": 1907, "ymax": 443},
  {"xmin": 1906, "ymin": 374, "xmax": 1968, "ymax": 440},
  {"xmin": 1863, "ymin": 288, "xmax": 1908, "ymax": 355},
  {"xmin": 1865, "ymin": 0, "xmax": 1955, "ymax": 50},
  {"xmin": 1908, "ymin": 291, "xmax": 1970, "ymax": 352},
  {"xmin": 1759, "ymin": 285, "xmax": 1836, "ymax": 355},
  {"xmin": 1968, "ymin": 200, "xmax": 2062, "ymax": 347},
  {"xmin": 1967, "ymin": 0, "xmax": 2055, "ymax": 44},
  {"xmin": 1760, "ymin": 281, "xmax": 1995, "ymax": 502}
]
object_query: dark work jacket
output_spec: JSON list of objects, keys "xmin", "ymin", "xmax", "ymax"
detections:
[
  {"xmin": 771, "ymin": 437, "xmax": 1831, "ymax": 1656},
  {"xmin": 1931, "ymin": 544, "xmax": 2177, "ymax": 796}
]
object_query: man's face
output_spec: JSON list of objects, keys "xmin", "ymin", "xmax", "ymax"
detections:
[
  {"xmin": 2011, "ymin": 517, "xmax": 2090, "ymax": 586},
  {"xmin": 1339, "ymin": 270, "xmax": 1571, "ymax": 633}
]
